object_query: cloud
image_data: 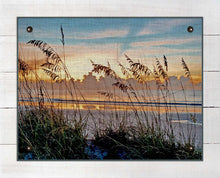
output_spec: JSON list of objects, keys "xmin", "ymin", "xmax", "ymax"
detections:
[
  {"xmin": 123, "ymin": 47, "xmax": 201, "ymax": 58},
  {"xmin": 137, "ymin": 18, "xmax": 196, "ymax": 36},
  {"xmin": 30, "ymin": 73, "xmax": 202, "ymax": 102},
  {"xmin": 130, "ymin": 37, "xmax": 200, "ymax": 48},
  {"xmin": 137, "ymin": 29, "xmax": 155, "ymax": 36},
  {"xmin": 71, "ymin": 29, "xmax": 129, "ymax": 40},
  {"xmin": 73, "ymin": 73, "xmax": 202, "ymax": 92}
]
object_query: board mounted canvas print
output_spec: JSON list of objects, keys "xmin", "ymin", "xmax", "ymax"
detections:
[{"xmin": 17, "ymin": 17, "xmax": 203, "ymax": 160}]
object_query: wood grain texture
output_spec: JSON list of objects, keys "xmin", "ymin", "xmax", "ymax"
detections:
[
  {"xmin": 0, "ymin": 73, "xmax": 16, "ymax": 108},
  {"xmin": 0, "ymin": 0, "xmax": 220, "ymax": 35},
  {"xmin": 204, "ymin": 108, "xmax": 220, "ymax": 143},
  {"xmin": 0, "ymin": 144, "xmax": 220, "ymax": 178},
  {"xmin": 0, "ymin": 0, "xmax": 219, "ymax": 177},
  {"xmin": 0, "ymin": 109, "xmax": 16, "ymax": 145},
  {"xmin": 204, "ymin": 36, "xmax": 220, "ymax": 71},
  {"xmin": 204, "ymin": 72, "xmax": 220, "ymax": 107},
  {"xmin": 0, "ymin": 37, "xmax": 16, "ymax": 73}
]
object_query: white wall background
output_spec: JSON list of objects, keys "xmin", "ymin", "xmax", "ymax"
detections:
[{"xmin": 0, "ymin": 0, "xmax": 220, "ymax": 177}]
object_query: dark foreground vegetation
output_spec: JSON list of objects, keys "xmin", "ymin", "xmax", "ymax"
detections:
[{"xmin": 18, "ymin": 107, "xmax": 202, "ymax": 160}]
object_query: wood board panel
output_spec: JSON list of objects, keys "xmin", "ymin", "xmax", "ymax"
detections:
[
  {"xmin": 0, "ymin": 144, "xmax": 220, "ymax": 178},
  {"xmin": 0, "ymin": 0, "xmax": 219, "ymax": 177},
  {"xmin": 0, "ymin": 0, "xmax": 220, "ymax": 35}
]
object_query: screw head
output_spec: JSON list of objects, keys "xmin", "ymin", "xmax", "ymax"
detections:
[
  {"xmin": 187, "ymin": 26, "xmax": 193, "ymax": 33},
  {"xmin": 26, "ymin": 26, "xmax": 33, "ymax": 33}
]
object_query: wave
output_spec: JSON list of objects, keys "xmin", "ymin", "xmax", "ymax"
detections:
[{"xmin": 18, "ymin": 96, "xmax": 202, "ymax": 107}]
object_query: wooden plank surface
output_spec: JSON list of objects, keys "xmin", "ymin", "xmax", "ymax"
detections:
[
  {"xmin": 0, "ymin": 144, "xmax": 220, "ymax": 178},
  {"xmin": 0, "ymin": 109, "xmax": 16, "ymax": 145},
  {"xmin": 204, "ymin": 72, "xmax": 220, "ymax": 107},
  {"xmin": 204, "ymin": 36, "xmax": 220, "ymax": 71},
  {"xmin": 0, "ymin": 0, "xmax": 220, "ymax": 35},
  {"xmin": 0, "ymin": 37, "xmax": 16, "ymax": 73},
  {"xmin": 0, "ymin": 0, "xmax": 220, "ymax": 177}
]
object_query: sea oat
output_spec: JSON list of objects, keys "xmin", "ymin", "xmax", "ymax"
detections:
[
  {"xmin": 112, "ymin": 81, "xmax": 129, "ymax": 92},
  {"xmin": 181, "ymin": 58, "xmax": 190, "ymax": 78}
]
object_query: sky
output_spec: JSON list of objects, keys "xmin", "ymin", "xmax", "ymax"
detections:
[{"xmin": 18, "ymin": 17, "xmax": 202, "ymax": 82}]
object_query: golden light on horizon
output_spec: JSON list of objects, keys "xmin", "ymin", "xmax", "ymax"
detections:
[{"xmin": 18, "ymin": 101, "xmax": 202, "ymax": 113}]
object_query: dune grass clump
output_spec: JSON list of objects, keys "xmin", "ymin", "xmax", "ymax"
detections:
[
  {"xmin": 18, "ymin": 107, "xmax": 87, "ymax": 160},
  {"xmin": 92, "ymin": 127, "xmax": 202, "ymax": 160}
]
